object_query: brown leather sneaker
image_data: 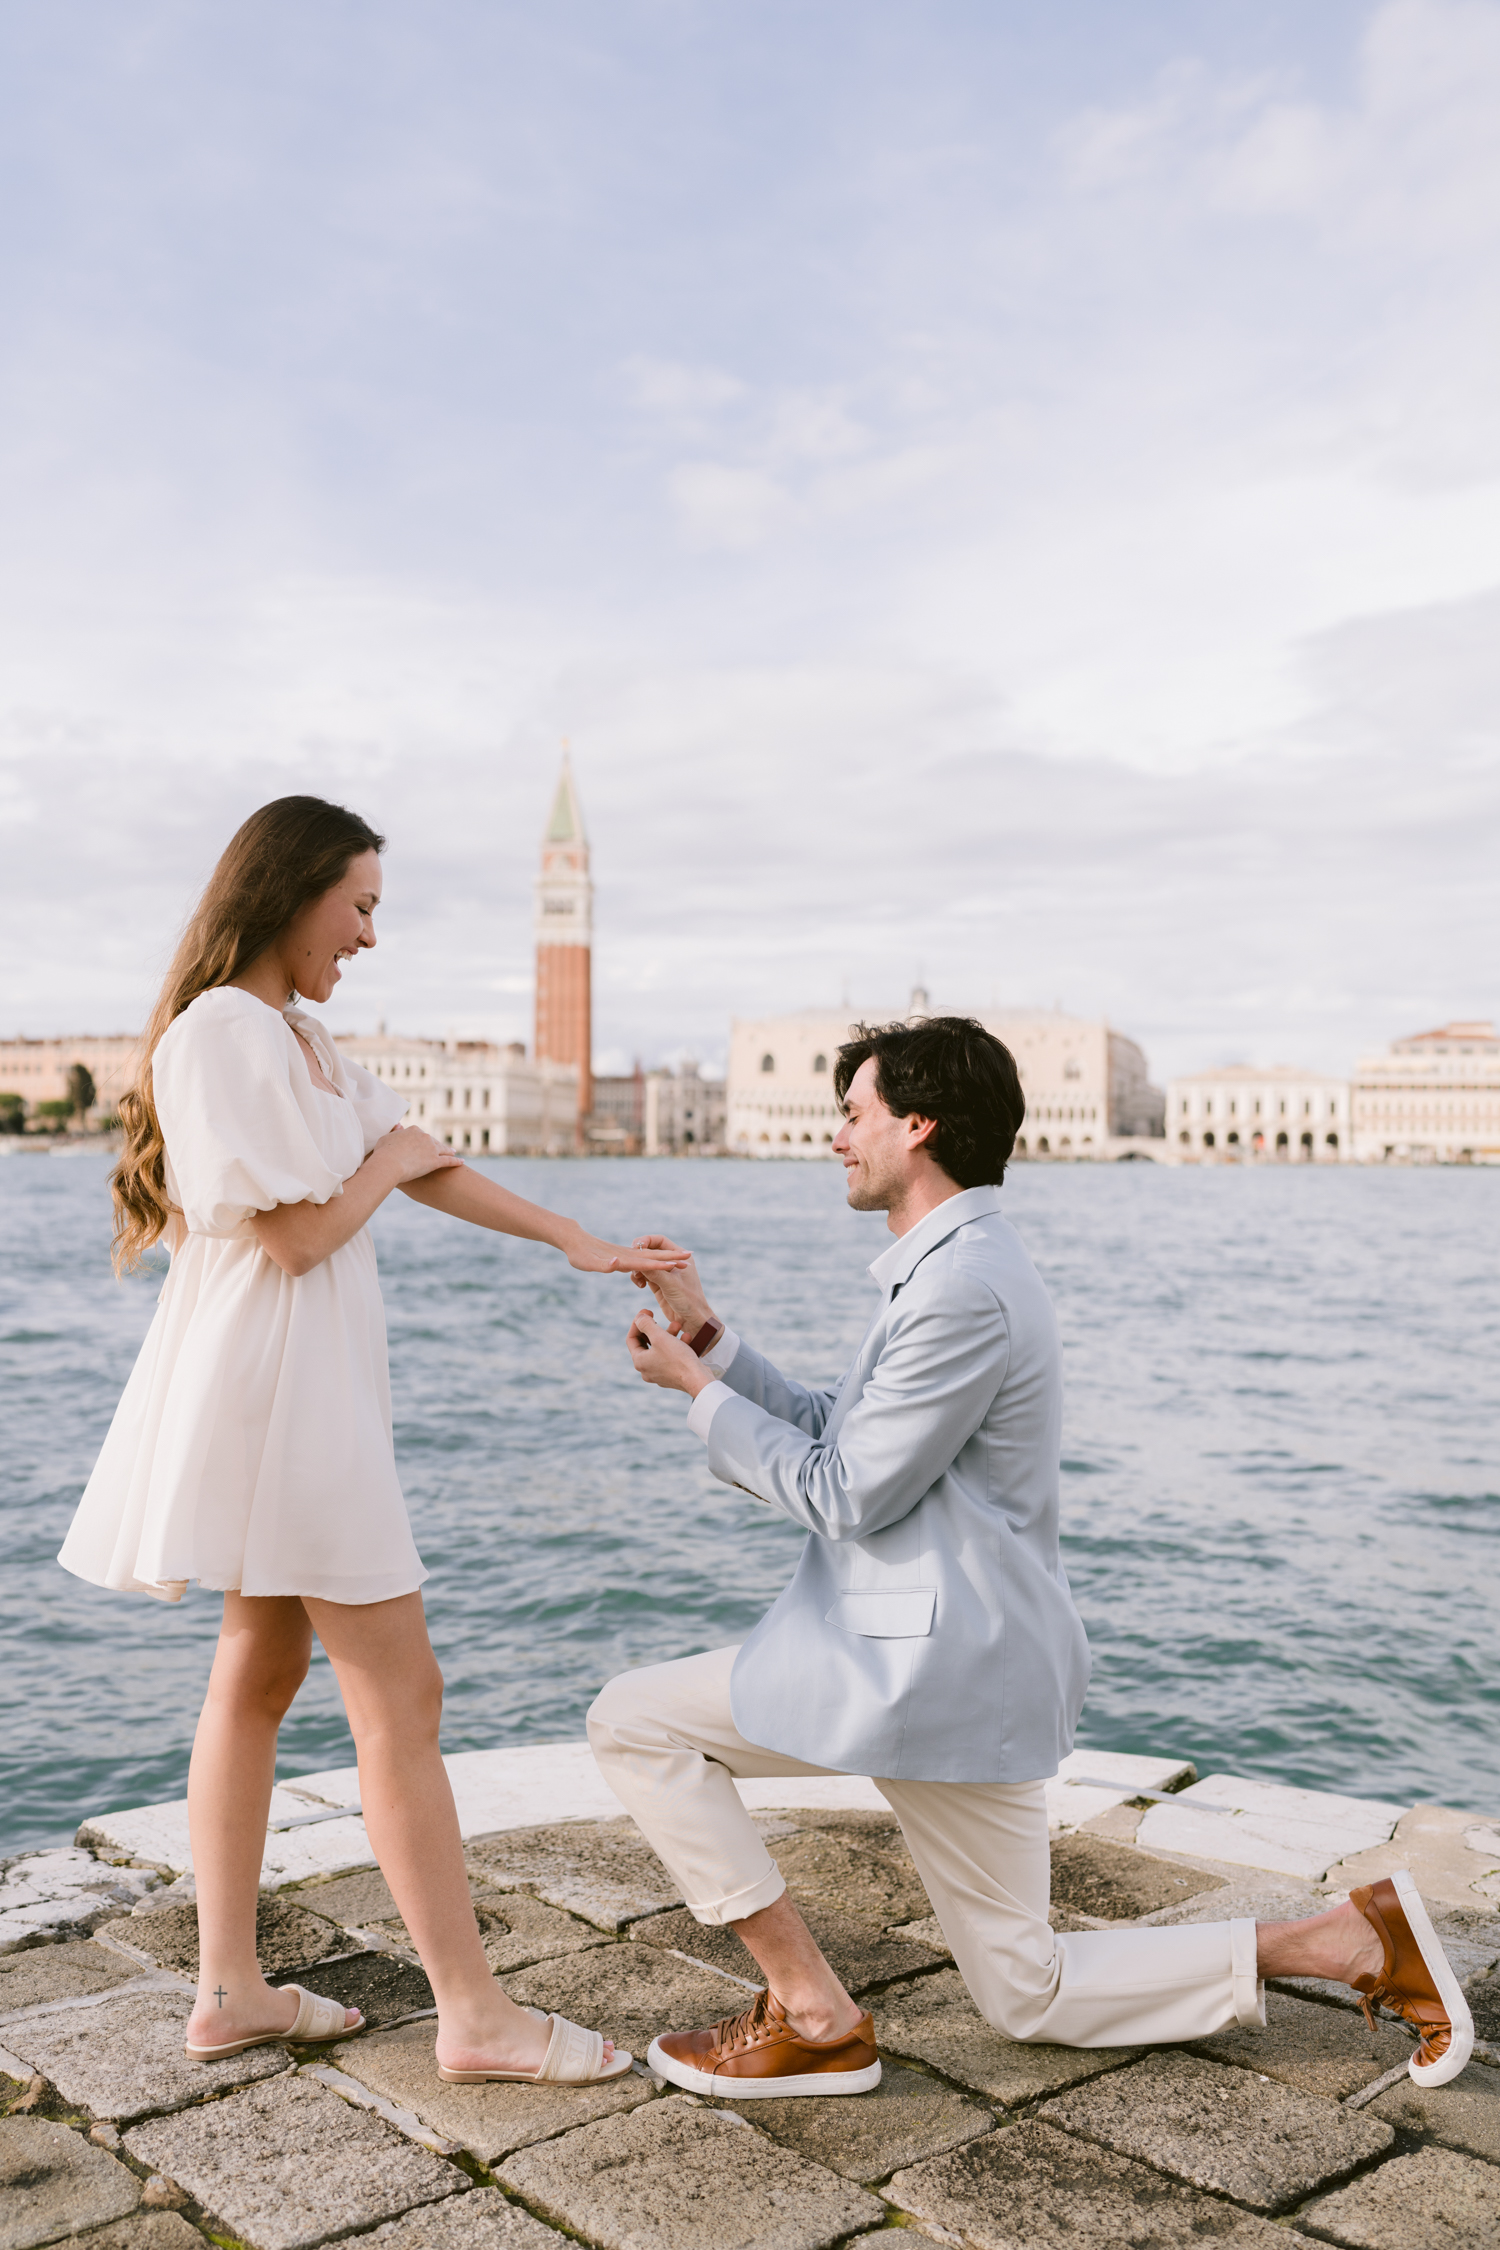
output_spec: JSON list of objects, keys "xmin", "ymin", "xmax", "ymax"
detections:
[
  {"xmin": 1350, "ymin": 1869, "xmax": 1473, "ymax": 2086},
  {"xmin": 646, "ymin": 1988, "xmax": 881, "ymax": 2098}
]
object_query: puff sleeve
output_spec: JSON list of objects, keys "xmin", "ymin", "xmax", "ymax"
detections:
[
  {"xmin": 334, "ymin": 1055, "xmax": 409, "ymax": 1155},
  {"xmin": 152, "ymin": 991, "xmax": 348, "ymax": 1237}
]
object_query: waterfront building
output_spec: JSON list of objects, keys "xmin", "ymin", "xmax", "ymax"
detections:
[
  {"xmin": 589, "ymin": 1066, "xmax": 644, "ymax": 1155},
  {"xmin": 334, "ymin": 1029, "xmax": 578, "ymax": 1155},
  {"xmin": 0, "ymin": 1034, "xmax": 139, "ymax": 1123},
  {"xmin": 1351, "ymin": 1021, "xmax": 1500, "ymax": 1163},
  {"xmin": 1167, "ymin": 1066, "xmax": 1349, "ymax": 1162},
  {"xmin": 534, "ymin": 755, "xmax": 593, "ymax": 1133},
  {"xmin": 726, "ymin": 997, "xmax": 1163, "ymax": 1158},
  {"xmin": 644, "ymin": 1062, "xmax": 727, "ymax": 1156}
]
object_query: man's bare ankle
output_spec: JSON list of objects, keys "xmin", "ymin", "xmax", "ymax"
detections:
[{"xmin": 779, "ymin": 1993, "xmax": 863, "ymax": 2043}]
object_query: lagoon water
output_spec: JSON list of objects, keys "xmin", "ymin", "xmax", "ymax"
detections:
[{"xmin": 2, "ymin": 1150, "xmax": 1497, "ymax": 1858}]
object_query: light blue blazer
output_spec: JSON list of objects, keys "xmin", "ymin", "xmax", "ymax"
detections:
[{"xmin": 700, "ymin": 1184, "xmax": 1091, "ymax": 1783}]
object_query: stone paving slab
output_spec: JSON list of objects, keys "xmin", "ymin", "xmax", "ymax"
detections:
[
  {"xmin": 886, "ymin": 2117, "xmax": 1316, "ymax": 2247},
  {"xmin": 1141, "ymin": 1883, "xmax": 1317, "ymax": 1929},
  {"xmin": 124, "ymin": 2072, "xmax": 466, "ymax": 2250},
  {"xmin": 497, "ymin": 2092, "xmax": 883, "ymax": 2249},
  {"xmin": 476, "ymin": 1894, "xmax": 614, "ymax": 1975},
  {"xmin": 761, "ymin": 1808, "xmax": 904, "ymax": 1843},
  {"xmin": 1330, "ymin": 1802, "xmax": 1500, "ymax": 1912},
  {"xmin": 285, "ymin": 1746, "xmax": 624, "ymax": 1839},
  {"xmin": 629, "ymin": 1902, "xmax": 944, "ymax": 1995},
  {"xmin": 1039, "ymin": 2050, "xmax": 1394, "ymax": 2214},
  {"xmin": 283, "ymin": 1871, "xmax": 604, "ymax": 1976},
  {"xmin": 736, "ymin": 1778, "xmax": 889, "ymax": 1817},
  {"xmin": 1433, "ymin": 1901, "xmax": 1500, "ymax": 1963},
  {"xmin": 1299, "ymin": 2143, "xmax": 1500, "ymax": 2248},
  {"xmin": 0, "ymin": 1939, "xmax": 142, "ymax": 2019},
  {"xmin": 718, "ymin": 2061, "xmax": 993, "ymax": 2182},
  {"xmin": 0, "ymin": 1853, "xmax": 163, "ymax": 1954},
  {"xmin": 1369, "ymin": 2058, "xmax": 1500, "ymax": 2163},
  {"xmin": 890, "ymin": 1913, "xmax": 951, "ymax": 1957},
  {"xmin": 55, "ymin": 2218, "xmax": 203, "ymax": 2250},
  {"xmin": 4, "ymin": 1990, "xmax": 292, "ymax": 2124},
  {"xmin": 78, "ymin": 1792, "xmax": 382, "ymax": 1891},
  {"xmin": 0, "ymin": 2115, "xmax": 140, "ymax": 2249},
  {"xmin": 1468, "ymin": 1969, "xmax": 1500, "ymax": 2046},
  {"xmin": 1043, "ymin": 1748, "xmax": 1198, "ymax": 1833},
  {"xmin": 286, "ymin": 1947, "xmax": 434, "ymax": 2027},
  {"xmin": 465, "ymin": 1821, "xmax": 682, "ymax": 1931},
  {"xmin": 367, "ymin": 2184, "xmax": 571, "ymax": 2246},
  {"xmin": 329, "ymin": 2017, "xmax": 653, "ymax": 2164},
  {"xmin": 1078, "ymin": 1799, "xmax": 1147, "ymax": 1845},
  {"xmin": 506, "ymin": 1945, "xmax": 752, "ymax": 2065},
  {"xmin": 363, "ymin": 1891, "xmax": 611, "ymax": 1978},
  {"xmin": 772, "ymin": 1828, "xmax": 932, "ymax": 1927},
  {"xmin": 283, "ymin": 1868, "xmax": 404, "ymax": 1927},
  {"xmin": 1048, "ymin": 1832, "xmax": 1228, "ymax": 1921},
  {"xmin": 1137, "ymin": 1776, "xmax": 1404, "ymax": 1882},
  {"xmin": 1195, "ymin": 1987, "xmax": 1414, "ymax": 2100},
  {"xmin": 872, "ymin": 1968, "xmax": 1143, "ymax": 2106},
  {"xmin": 95, "ymin": 1896, "xmax": 362, "ymax": 1983}
]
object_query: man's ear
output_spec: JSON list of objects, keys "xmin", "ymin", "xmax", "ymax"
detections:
[{"xmin": 906, "ymin": 1113, "xmax": 939, "ymax": 1151}]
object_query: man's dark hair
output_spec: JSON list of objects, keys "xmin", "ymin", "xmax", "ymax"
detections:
[{"xmin": 834, "ymin": 1016, "xmax": 1025, "ymax": 1188}]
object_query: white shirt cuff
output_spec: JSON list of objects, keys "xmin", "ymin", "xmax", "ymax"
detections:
[
  {"xmin": 686, "ymin": 1379, "xmax": 734, "ymax": 1441},
  {"xmin": 704, "ymin": 1325, "xmax": 740, "ymax": 1377}
]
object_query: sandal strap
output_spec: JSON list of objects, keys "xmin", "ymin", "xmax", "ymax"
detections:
[
  {"xmin": 279, "ymin": 1985, "xmax": 347, "ymax": 2042},
  {"xmin": 539, "ymin": 2012, "xmax": 606, "ymax": 2082}
]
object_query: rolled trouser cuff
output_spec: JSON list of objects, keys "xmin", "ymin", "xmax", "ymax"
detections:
[
  {"xmin": 683, "ymin": 1863, "xmax": 787, "ymax": 1928},
  {"xmin": 1230, "ymin": 1917, "xmax": 1267, "ymax": 2028}
]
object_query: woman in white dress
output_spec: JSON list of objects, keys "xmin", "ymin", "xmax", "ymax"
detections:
[{"xmin": 60, "ymin": 795, "xmax": 686, "ymax": 2083}]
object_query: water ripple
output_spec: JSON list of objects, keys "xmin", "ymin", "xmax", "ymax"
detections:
[{"xmin": 1, "ymin": 1152, "xmax": 1496, "ymax": 1852}]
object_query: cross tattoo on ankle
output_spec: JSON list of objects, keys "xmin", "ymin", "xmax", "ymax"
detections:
[{"xmin": 213, "ymin": 1987, "xmax": 227, "ymax": 2008}]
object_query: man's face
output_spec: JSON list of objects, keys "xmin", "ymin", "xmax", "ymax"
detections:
[{"xmin": 832, "ymin": 1057, "xmax": 934, "ymax": 1210}]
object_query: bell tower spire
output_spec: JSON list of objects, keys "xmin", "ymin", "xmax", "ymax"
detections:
[{"xmin": 533, "ymin": 750, "xmax": 593, "ymax": 1130}]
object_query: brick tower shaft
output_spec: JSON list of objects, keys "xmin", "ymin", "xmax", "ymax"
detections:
[{"xmin": 533, "ymin": 756, "xmax": 593, "ymax": 1124}]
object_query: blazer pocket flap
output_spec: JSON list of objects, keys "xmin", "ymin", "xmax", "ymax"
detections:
[{"xmin": 825, "ymin": 1589, "xmax": 937, "ymax": 1639}]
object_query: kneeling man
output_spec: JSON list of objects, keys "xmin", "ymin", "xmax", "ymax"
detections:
[{"xmin": 590, "ymin": 1016, "xmax": 1470, "ymax": 2098}]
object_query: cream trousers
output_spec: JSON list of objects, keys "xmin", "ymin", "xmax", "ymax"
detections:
[{"xmin": 587, "ymin": 1646, "xmax": 1265, "ymax": 2046}]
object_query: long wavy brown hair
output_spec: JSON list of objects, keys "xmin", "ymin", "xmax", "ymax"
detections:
[{"xmin": 112, "ymin": 796, "xmax": 386, "ymax": 1271}]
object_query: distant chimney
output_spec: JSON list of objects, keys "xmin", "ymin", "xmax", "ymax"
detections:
[{"xmin": 909, "ymin": 985, "xmax": 930, "ymax": 1019}]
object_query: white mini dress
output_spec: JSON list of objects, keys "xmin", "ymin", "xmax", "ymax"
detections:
[{"xmin": 58, "ymin": 986, "xmax": 426, "ymax": 1606}]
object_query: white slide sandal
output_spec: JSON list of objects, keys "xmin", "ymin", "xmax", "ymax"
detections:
[
  {"xmin": 437, "ymin": 2010, "xmax": 633, "ymax": 2085},
  {"xmin": 185, "ymin": 1982, "xmax": 363, "ymax": 2061}
]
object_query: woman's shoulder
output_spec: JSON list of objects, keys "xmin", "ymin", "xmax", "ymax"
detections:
[{"xmin": 155, "ymin": 987, "xmax": 293, "ymax": 1067}]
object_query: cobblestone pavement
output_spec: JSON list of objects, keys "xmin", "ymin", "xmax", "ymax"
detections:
[{"xmin": 4, "ymin": 1774, "xmax": 1499, "ymax": 2249}]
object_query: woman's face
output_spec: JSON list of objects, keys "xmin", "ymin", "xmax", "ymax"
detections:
[{"xmin": 276, "ymin": 848, "xmax": 383, "ymax": 1004}]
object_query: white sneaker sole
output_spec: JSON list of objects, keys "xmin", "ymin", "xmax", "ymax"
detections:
[
  {"xmin": 645, "ymin": 2037, "xmax": 882, "ymax": 2099},
  {"xmin": 1390, "ymin": 1867, "xmax": 1474, "ymax": 2086}
]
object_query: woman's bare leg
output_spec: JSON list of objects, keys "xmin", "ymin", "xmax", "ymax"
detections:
[
  {"xmin": 305, "ymin": 1592, "xmax": 608, "ymax": 2073},
  {"xmin": 184, "ymin": 1595, "xmax": 359, "ymax": 2048}
]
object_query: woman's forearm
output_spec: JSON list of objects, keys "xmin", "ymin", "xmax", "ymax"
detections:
[
  {"xmin": 249, "ymin": 1147, "xmax": 405, "ymax": 1276},
  {"xmin": 397, "ymin": 1164, "xmax": 581, "ymax": 1253}
]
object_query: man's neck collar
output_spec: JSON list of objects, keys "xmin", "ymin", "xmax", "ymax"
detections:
[
  {"xmin": 868, "ymin": 1183, "xmax": 1003, "ymax": 1300},
  {"xmin": 883, "ymin": 1171, "xmax": 965, "ymax": 1240}
]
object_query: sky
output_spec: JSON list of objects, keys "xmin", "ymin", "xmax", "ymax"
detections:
[{"xmin": 1, "ymin": 0, "xmax": 1497, "ymax": 1081}]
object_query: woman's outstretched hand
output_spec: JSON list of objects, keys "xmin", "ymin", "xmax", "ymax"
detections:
[
  {"xmin": 379, "ymin": 1126, "xmax": 466, "ymax": 1183},
  {"xmin": 565, "ymin": 1230, "xmax": 690, "ymax": 1276},
  {"xmin": 626, "ymin": 1235, "xmax": 713, "ymax": 1336}
]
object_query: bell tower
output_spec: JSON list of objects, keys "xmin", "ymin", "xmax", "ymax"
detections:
[{"xmin": 533, "ymin": 753, "xmax": 592, "ymax": 1128}]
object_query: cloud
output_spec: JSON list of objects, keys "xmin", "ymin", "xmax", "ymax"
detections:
[{"xmin": 1, "ymin": 1, "xmax": 1497, "ymax": 1080}]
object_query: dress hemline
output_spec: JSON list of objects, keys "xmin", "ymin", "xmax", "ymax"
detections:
[{"xmin": 57, "ymin": 1553, "xmax": 430, "ymax": 1607}]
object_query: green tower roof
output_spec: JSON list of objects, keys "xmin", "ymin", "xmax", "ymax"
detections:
[{"xmin": 545, "ymin": 757, "xmax": 586, "ymax": 844}]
